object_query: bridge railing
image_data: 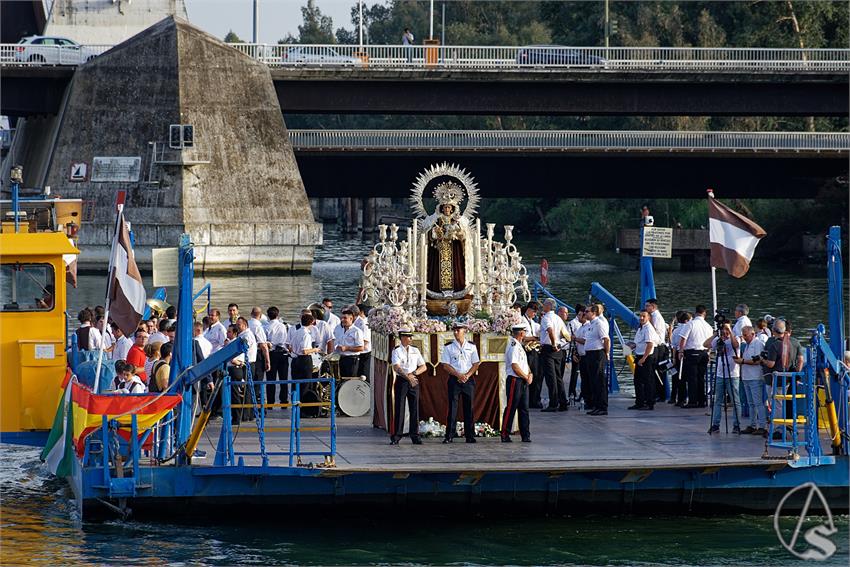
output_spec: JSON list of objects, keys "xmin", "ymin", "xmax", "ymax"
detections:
[
  {"xmin": 2, "ymin": 42, "xmax": 846, "ymax": 71},
  {"xmin": 233, "ymin": 44, "xmax": 850, "ymax": 72},
  {"xmin": 288, "ymin": 129, "xmax": 850, "ymax": 152},
  {"xmin": 0, "ymin": 43, "xmax": 112, "ymax": 65}
]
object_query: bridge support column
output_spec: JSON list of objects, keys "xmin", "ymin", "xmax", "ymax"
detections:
[{"xmin": 362, "ymin": 197, "xmax": 376, "ymax": 233}]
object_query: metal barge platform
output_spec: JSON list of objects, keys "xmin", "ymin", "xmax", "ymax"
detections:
[{"xmin": 72, "ymin": 394, "xmax": 848, "ymax": 519}]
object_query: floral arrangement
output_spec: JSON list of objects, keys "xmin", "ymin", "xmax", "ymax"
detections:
[
  {"xmin": 368, "ymin": 306, "xmax": 415, "ymax": 335},
  {"xmin": 414, "ymin": 318, "xmax": 447, "ymax": 334},
  {"xmin": 418, "ymin": 417, "xmax": 446, "ymax": 438},
  {"xmin": 465, "ymin": 318, "xmax": 491, "ymax": 334},
  {"xmin": 490, "ymin": 308, "xmax": 523, "ymax": 335},
  {"xmin": 457, "ymin": 422, "xmax": 500, "ymax": 438},
  {"xmin": 419, "ymin": 418, "xmax": 500, "ymax": 438}
]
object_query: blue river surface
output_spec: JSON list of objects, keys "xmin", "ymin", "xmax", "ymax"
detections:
[{"xmin": 2, "ymin": 228, "xmax": 849, "ymax": 565}]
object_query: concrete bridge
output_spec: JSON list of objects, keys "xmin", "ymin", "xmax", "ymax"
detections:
[
  {"xmin": 287, "ymin": 129, "xmax": 848, "ymax": 200},
  {"xmin": 2, "ymin": 45, "xmax": 849, "ymax": 117}
]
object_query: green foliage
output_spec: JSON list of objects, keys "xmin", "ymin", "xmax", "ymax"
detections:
[
  {"xmin": 223, "ymin": 30, "xmax": 243, "ymax": 43},
  {"xmin": 297, "ymin": 0, "xmax": 336, "ymax": 44}
]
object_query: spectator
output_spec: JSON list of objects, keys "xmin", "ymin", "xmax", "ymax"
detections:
[
  {"xmin": 150, "ymin": 342, "xmax": 173, "ymax": 393},
  {"xmin": 194, "ymin": 321, "xmax": 212, "ymax": 359},
  {"xmin": 109, "ymin": 322, "xmax": 133, "ymax": 362},
  {"xmin": 731, "ymin": 304, "xmax": 752, "ymax": 338},
  {"xmin": 126, "ymin": 329, "xmax": 149, "ymax": 384},
  {"xmin": 144, "ymin": 341, "xmax": 163, "ymax": 381},
  {"xmin": 75, "ymin": 308, "xmax": 102, "ymax": 351},
  {"xmin": 735, "ymin": 325, "xmax": 767, "ymax": 435},
  {"xmin": 114, "ymin": 360, "xmax": 146, "ymax": 394},
  {"xmin": 402, "ymin": 27, "xmax": 414, "ymax": 62},
  {"xmin": 149, "ymin": 319, "xmax": 169, "ymax": 345}
]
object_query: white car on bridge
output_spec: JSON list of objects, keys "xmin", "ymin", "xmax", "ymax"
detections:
[{"xmin": 13, "ymin": 36, "xmax": 102, "ymax": 65}]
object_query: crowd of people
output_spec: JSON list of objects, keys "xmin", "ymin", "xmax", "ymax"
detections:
[
  {"xmin": 75, "ymin": 293, "xmax": 833, "ymax": 444},
  {"xmin": 74, "ymin": 299, "xmax": 372, "ymax": 423}
]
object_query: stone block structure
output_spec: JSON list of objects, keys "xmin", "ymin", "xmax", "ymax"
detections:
[{"xmin": 44, "ymin": 17, "xmax": 322, "ymax": 272}]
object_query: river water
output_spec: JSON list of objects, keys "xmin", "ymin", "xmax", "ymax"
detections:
[{"xmin": 1, "ymin": 227, "xmax": 847, "ymax": 565}]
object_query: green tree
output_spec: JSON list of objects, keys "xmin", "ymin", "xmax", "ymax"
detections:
[
  {"xmin": 297, "ymin": 0, "xmax": 336, "ymax": 44},
  {"xmin": 223, "ymin": 30, "xmax": 243, "ymax": 43}
]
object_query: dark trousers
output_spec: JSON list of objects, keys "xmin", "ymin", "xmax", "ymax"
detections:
[
  {"xmin": 292, "ymin": 354, "xmax": 314, "ymax": 398},
  {"xmin": 268, "ymin": 349, "xmax": 290, "ymax": 404},
  {"xmin": 446, "ymin": 376, "xmax": 475, "ymax": 440},
  {"xmin": 684, "ymin": 350, "xmax": 709, "ymax": 405},
  {"xmin": 227, "ymin": 365, "xmax": 247, "ymax": 424},
  {"xmin": 567, "ymin": 349, "xmax": 579, "ymax": 397},
  {"xmin": 250, "ymin": 360, "xmax": 264, "ymax": 405},
  {"xmin": 586, "ymin": 350, "xmax": 607, "ymax": 411},
  {"xmin": 358, "ymin": 352, "xmax": 372, "ymax": 380},
  {"xmin": 579, "ymin": 354, "xmax": 592, "ymax": 407},
  {"xmin": 526, "ymin": 349, "xmax": 542, "ymax": 407},
  {"xmin": 392, "ymin": 377, "xmax": 420, "ymax": 441},
  {"xmin": 653, "ymin": 344, "xmax": 669, "ymax": 401},
  {"xmin": 340, "ymin": 355, "xmax": 359, "ymax": 378},
  {"xmin": 541, "ymin": 345, "xmax": 567, "ymax": 409},
  {"xmin": 502, "ymin": 375, "xmax": 530, "ymax": 440},
  {"xmin": 635, "ymin": 352, "xmax": 657, "ymax": 408}
]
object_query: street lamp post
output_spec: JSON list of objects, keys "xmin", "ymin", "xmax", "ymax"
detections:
[
  {"xmin": 429, "ymin": 0, "xmax": 435, "ymax": 40},
  {"xmin": 253, "ymin": 0, "xmax": 259, "ymax": 43}
]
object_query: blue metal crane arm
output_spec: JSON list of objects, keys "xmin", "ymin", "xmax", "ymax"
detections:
[
  {"xmin": 589, "ymin": 282, "xmax": 639, "ymax": 330},
  {"xmin": 177, "ymin": 338, "xmax": 248, "ymax": 388}
]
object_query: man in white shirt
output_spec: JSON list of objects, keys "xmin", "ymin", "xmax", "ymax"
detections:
[
  {"xmin": 440, "ymin": 322, "xmax": 480, "ymax": 443},
  {"xmin": 265, "ymin": 306, "xmax": 290, "ymax": 405},
  {"xmin": 669, "ymin": 311, "xmax": 692, "ymax": 406},
  {"xmin": 193, "ymin": 321, "xmax": 212, "ymax": 359},
  {"xmin": 704, "ymin": 322, "xmax": 741, "ymax": 434},
  {"xmin": 629, "ymin": 310, "xmax": 661, "ymax": 410},
  {"xmin": 540, "ymin": 298, "xmax": 569, "ymax": 412},
  {"xmin": 75, "ymin": 308, "xmax": 102, "ymax": 351},
  {"xmin": 502, "ymin": 323, "xmax": 533, "ymax": 443},
  {"xmin": 583, "ymin": 304, "xmax": 610, "ymax": 415},
  {"xmin": 247, "ymin": 311, "xmax": 270, "ymax": 380},
  {"xmin": 109, "ymin": 322, "xmax": 133, "ymax": 362},
  {"xmin": 677, "ymin": 305, "xmax": 714, "ymax": 408},
  {"xmin": 733, "ymin": 325, "xmax": 766, "ymax": 434},
  {"xmin": 205, "ymin": 309, "xmax": 227, "ymax": 353},
  {"xmin": 521, "ymin": 302, "xmax": 542, "ymax": 408},
  {"xmin": 148, "ymin": 319, "xmax": 170, "ymax": 345},
  {"xmin": 390, "ymin": 329, "xmax": 427, "ymax": 445},
  {"xmin": 352, "ymin": 304, "xmax": 372, "ymax": 379},
  {"xmin": 645, "ymin": 298, "xmax": 668, "ymax": 402},
  {"xmin": 566, "ymin": 304, "xmax": 586, "ymax": 401},
  {"xmin": 731, "ymin": 303, "xmax": 753, "ymax": 339},
  {"xmin": 322, "ymin": 298, "xmax": 341, "ymax": 334},
  {"xmin": 334, "ymin": 309, "xmax": 365, "ymax": 377}
]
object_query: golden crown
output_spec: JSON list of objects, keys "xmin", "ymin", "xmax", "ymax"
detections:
[{"xmin": 432, "ymin": 182, "xmax": 464, "ymax": 208}]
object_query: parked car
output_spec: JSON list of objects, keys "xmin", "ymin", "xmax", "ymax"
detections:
[
  {"xmin": 516, "ymin": 45, "xmax": 606, "ymax": 67},
  {"xmin": 281, "ymin": 46, "xmax": 362, "ymax": 67},
  {"xmin": 14, "ymin": 36, "xmax": 101, "ymax": 65}
]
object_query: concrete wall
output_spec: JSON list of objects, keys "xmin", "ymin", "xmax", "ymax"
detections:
[
  {"xmin": 43, "ymin": 17, "xmax": 321, "ymax": 273},
  {"xmin": 46, "ymin": 0, "xmax": 187, "ymax": 44}
]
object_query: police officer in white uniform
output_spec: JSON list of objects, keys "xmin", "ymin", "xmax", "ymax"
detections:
[
  {"xmin": 390, "ymin": 329, "xmax": 427, "ymax": 445},
  {"xmin": 440, "ymin": 322, "xmax": 481, "ymax": 443},
  {"xmin": 502, "ymin": 323, "xmax": 533, "ymax": 443},
  {"xmin": 333, "ymin": 309, "xmax": 364, "ymax": 377}
]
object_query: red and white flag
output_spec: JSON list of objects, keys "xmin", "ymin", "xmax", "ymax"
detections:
[
  {"xmin": 708, "ymin": 195, "xmax": 766, "ymax": 278},
  {"xmin": 108, "ymin": 210, "xmax": 146, "ymax": 336}
]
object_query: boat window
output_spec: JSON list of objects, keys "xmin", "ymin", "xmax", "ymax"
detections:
[{"xmin": 0, "ymin": 263, "xmax": 55, "ymax": 312}]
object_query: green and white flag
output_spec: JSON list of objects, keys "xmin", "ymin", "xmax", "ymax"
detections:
[{"xmin": 40, "ymin": 382, "xmax": 74, "ymax": 477}]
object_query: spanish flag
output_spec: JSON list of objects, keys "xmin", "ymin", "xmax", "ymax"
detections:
[{"xmin": 71, "ymin": 383, "xmax": 182, "ymax": 457}]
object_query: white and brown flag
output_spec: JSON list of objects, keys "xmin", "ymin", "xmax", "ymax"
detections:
[
  {"xmin": 708, "ymin": 197, "xmax": 766, "ymax": 278},
  {"xmin": 109, "ymin": 211, "xmax": 146, "ymax": 336}
]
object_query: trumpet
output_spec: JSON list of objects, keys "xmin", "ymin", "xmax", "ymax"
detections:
[{"xmin": 523, "ymin": 338, "xmax": 542, "ymax": 353}]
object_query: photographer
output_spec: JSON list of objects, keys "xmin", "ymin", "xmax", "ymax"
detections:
[
  {"xmin": 677, "ymin": 305, "xmax": 713, "ymax": 408},
  {"xmin": 731, "ymin": 304, "xmax": 752, "ymax": 338},
  {"xmin": 704, "ymin": 322, "xmax": 741, "ymax": 434},
  {"xmin": 734, "ymin": 326, "xmax": 767, "ymax": 435}
]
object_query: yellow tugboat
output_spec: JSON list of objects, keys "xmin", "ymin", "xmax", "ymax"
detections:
[{"xmin": 0, "ymin": 166, "xmax": 81, "ymax": 444}]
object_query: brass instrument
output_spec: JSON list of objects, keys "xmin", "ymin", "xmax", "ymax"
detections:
[
  {"xmin": 145, "ymin": 298, "xmax": 171, "ymax": 317},
  {"xmin": 523, "ymin": 338, "xmax": 542, "ymax": 353}
]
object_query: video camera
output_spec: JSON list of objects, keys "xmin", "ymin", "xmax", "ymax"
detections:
[{"xmin": 714, "ymin": 308, "xmax": 730, "ymax": 327}]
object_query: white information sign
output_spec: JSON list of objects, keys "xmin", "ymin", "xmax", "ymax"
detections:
[
  {"xmin": 91, "ymin": 157, "xmax": 141, "ymax": 183},
  {"xmin": 69, "ymin": 162, "xmax": 87, "ymax": 182},
  {"xmin": 642, "ymin": 226, "xmax": 673, "ymax": 259},
  {"xmin": 34, "ymin": 344, "xmax": 55, "ymax": 359},
  {"xmin": 152, "ymin": 247, "xmax": 179, "ymax": 287}
]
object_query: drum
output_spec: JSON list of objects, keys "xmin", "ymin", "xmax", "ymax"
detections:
[
  {"xmin": 337, "ymin": 379, "xmax": 371, "ymax": 417},
  {"xmin": 301, "ymin": 383, "xmax": 329, "ymax": 418}
]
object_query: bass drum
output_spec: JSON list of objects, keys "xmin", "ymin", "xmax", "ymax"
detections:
[
  {"xmin": 301, "ymin": 384, "xmax": 329, "ymax": 418},
  {"xmin": 338, "ymin": 379, "xmax": 371, "ymax": 417}
]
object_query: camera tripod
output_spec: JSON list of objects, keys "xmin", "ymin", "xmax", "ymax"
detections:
[{"xmin": 709, "ymin": 333, "xmax": 741, "ymax": 434}]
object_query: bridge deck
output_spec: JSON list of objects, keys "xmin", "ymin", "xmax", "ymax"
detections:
[{"xmin": 201, "ymin": 393, "xmax": 784, "ymax": 473}]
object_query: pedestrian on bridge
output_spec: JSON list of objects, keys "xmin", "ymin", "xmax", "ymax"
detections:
[{"xmin": 402, "ymin": 28, "xmax": 414, "ymax": 63}]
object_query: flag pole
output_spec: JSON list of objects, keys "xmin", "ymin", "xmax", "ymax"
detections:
[
  {"xmin": 93, "ymin": 203, "xmax": 124, "ymax": 393},
  {"xmin": 707, "ymin": 189, "xmax": 718, "ymax": 328}
]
